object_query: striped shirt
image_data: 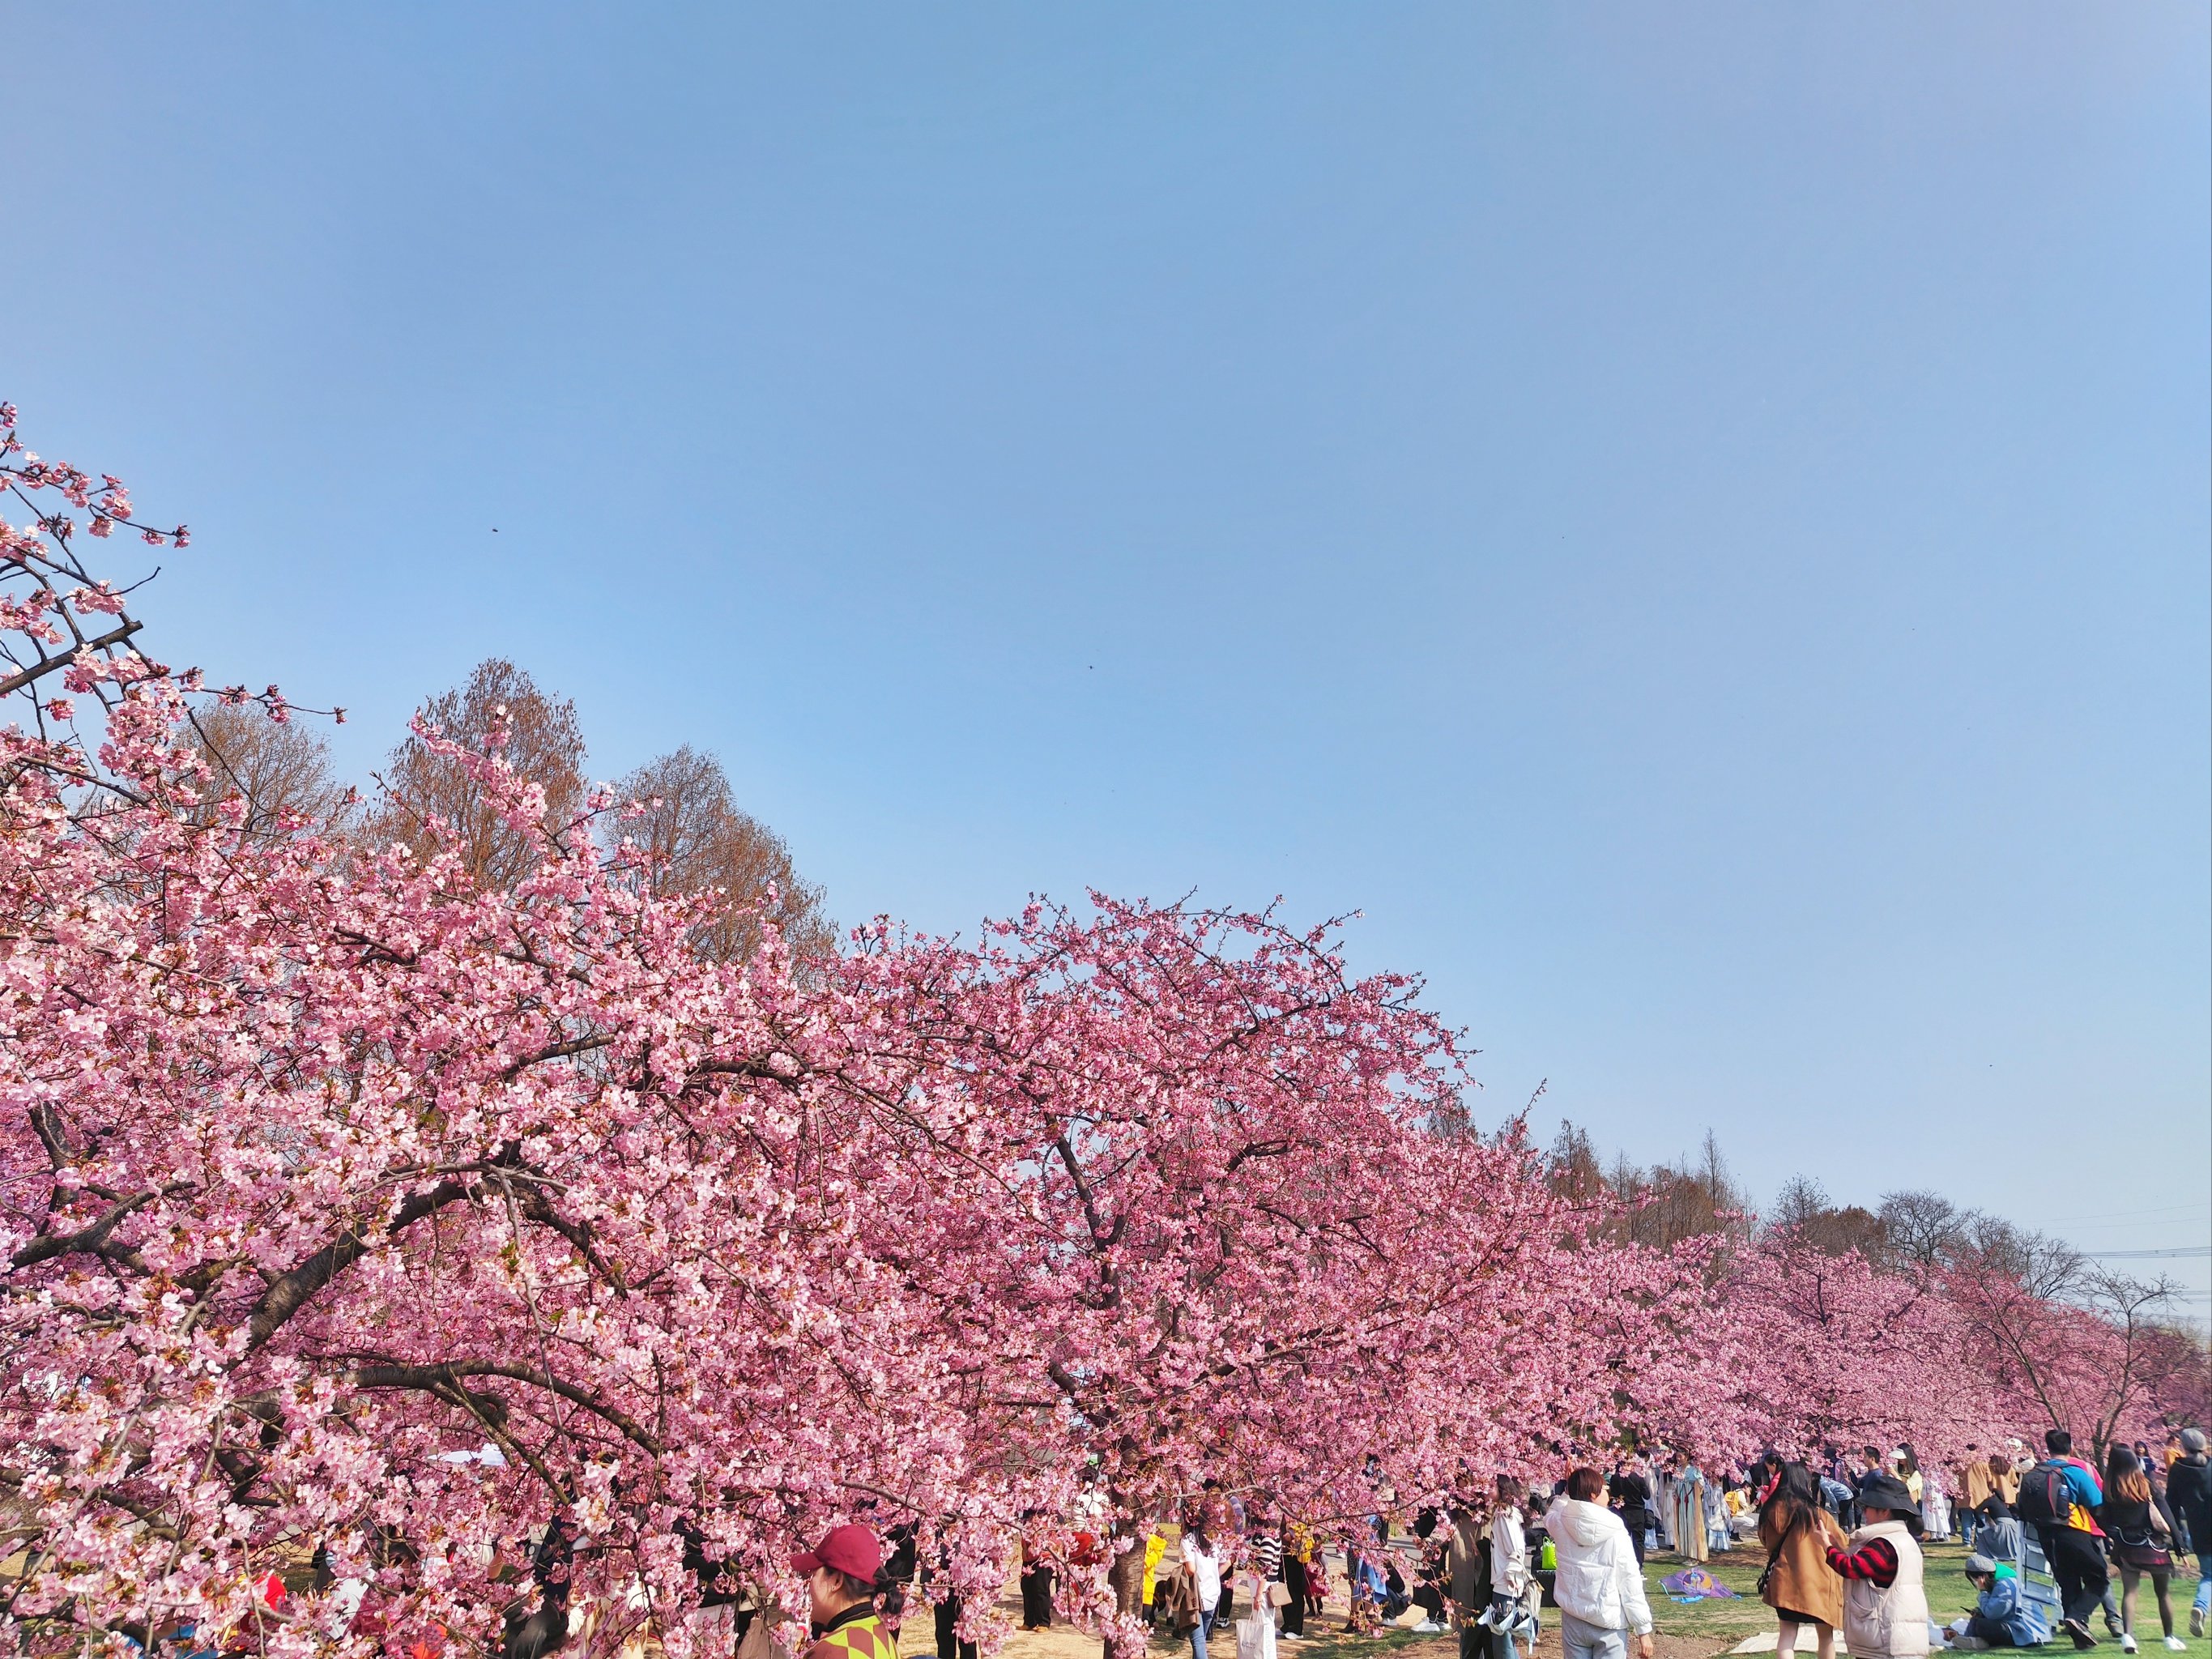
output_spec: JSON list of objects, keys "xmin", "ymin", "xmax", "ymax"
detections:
[
  {"xmin": 1825, "ymin": 1537, "xmax": 1899, "ymax": 1587},
  {"xmin": 1251, "ymin": 1534, "xmax": 1284, "ymax": 1580}
]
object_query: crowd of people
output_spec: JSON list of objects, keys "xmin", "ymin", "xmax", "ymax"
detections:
[{"xmin": 763, "ymin": 1427, "xmax": 2211, "ymax": 1659}]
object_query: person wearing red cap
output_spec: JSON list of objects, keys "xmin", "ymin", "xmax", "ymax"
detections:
[{"xmin": 793, "ymin": 1525, "xmax": 895, "ymax": 1659}]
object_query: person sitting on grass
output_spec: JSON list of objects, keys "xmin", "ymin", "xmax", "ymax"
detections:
[{"xmin": 1944, "ymin": 1553, "xmax": 2050, "ymax": 1650}]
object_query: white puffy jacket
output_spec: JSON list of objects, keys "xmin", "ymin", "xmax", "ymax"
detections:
[{"xmin": 1543, "ymin": 1498, "xmax": 1653, "ymax": 1636}]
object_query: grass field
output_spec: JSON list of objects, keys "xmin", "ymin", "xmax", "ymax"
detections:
[{"xmin": 1136, "ymin": 1545, "xmax": 2212, "ymax": 1659}]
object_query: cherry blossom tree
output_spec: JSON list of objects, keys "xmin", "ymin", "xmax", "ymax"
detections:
[
  {"xmin": 3, "ymin": 399, "xmax": 2186, "ymax": 1659},
  {"xmin": 0, "ymin": 404, "xmax": 1639, "ymax": 1659},
  {"xmin": 1942, "ymin": 1235, "xmax": 2192, "ymax": 1465},
  {"xmin": 0, "ymin": 403, "xmax": 1029, "ymax": 1659}
]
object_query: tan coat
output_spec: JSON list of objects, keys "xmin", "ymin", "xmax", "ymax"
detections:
[
  {"xmin": 1958, "ymin": 1460, "xmax": 1993, "ymax": 1510},
  {"xmin": 1759, "ymin": 1499, "xmax": 1848, "ymax": 1630},
  {"xmin": 1990, "ymin": 1463, "xmax": 2019, "ymax": 1506}
]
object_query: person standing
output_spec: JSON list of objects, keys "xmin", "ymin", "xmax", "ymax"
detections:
[
  {"xmin": 1302, "ymin": 1536, "xmax": 1328, "ymax": 1625},
  {"xmin": 1759, "ymin": 1461, "xmax": 1849, "ymax": 1659},
  {"xmin": 1280, "ymin": 1521, "xmax": 1310, "ymax": 1642},
  {"xmin": 1708, "ymin": 1475, "xmax": 1735, "ymax": 1556},
  {"xmin": 1609, "ymin": 1460, "xmax": 1654, "ymax": 1567},
  {"xmin": 2021, "ymin": 1430, "xmax": 2109, "ymax": 1649},
  {"xmin": 2099, "ymin": 1445, "xmax": 2181, "ymax": 1653},
  {"xmin": 1916, "ymin": 1463, "xmax": 1951, "ymax": 1543},
  {"xmin": 791, "ymin": 1526, "xmax": 896, "ymax": 1659},
  {"xmin": 1487, "ymin": 1477, "xmax": 1532, "ymax": 1659},
  {"xmin": 1960, "ymin": 1451, "xmax": 1996, "ymax": 1554},
  {"xmin": 1182, "ymin": 1521, "xmax": 1224, "ymax": 1659},
  {"xmin": 1446, "ymin": 1501, "xmax": 1494, "ymax": 1659},
  {"xmin": 1018, "ymin": 1517, "xmax": 1055, "ymax": 1631},
  {"xmin": 1251, "ymin": 1519, "xmax": 1284, "ymax": 1635},
  {"xmin": 1823, "ymin": 1471, "xmax": 1929, "ymax": 1659},
  {"xmin": 2165, "ymin": 1430, "xmax": 2210, "ymax": 1637},
  {"xmin": 1847, "ymin": 1448, "xmax": 1887, "ymax": 1533},
  {"xmin": 1674, "ymin": 1461, "xmax": 1710, "ymax": 1563},
  {"xmin": 1545, "ymin": 1466, "xmax": 1656, "ymax": 1659},
  {"xmin": 1992, "ymin": 1453, "xmax": 2022, "ymax": 1512}
]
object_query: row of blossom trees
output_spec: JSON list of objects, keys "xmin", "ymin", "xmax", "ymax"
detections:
[{"xmin": 0, "ymin": 405, "xmax": 2201, "ymax": 1659}]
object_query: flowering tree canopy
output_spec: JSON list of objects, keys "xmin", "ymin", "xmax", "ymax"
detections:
[{"xmin": 1, "ymin": 403, "xmax": 2200, "ymax": 1659}]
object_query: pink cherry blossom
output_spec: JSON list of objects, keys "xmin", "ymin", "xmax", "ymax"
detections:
[{"xmin": 0, "ymin": 402, "xmax": 2189, "ymax": 1659}]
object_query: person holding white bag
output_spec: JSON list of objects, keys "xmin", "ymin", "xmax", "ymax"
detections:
[
  {"xmin": 1183, "ymin": 1524, "xmax": 1225, "ymax": 1659},
  {"xmin": 1232, "ymin": 1549, "xmax": 1280, "ymax": 1659}
]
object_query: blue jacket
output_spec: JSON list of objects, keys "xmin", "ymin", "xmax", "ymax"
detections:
[{"xmin": 1977, "ymin": 1572, "xmax": 2050, "ymax": 1648}]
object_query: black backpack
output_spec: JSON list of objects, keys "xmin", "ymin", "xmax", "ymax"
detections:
[{"xmin": 2016, "ymin": 1461, "xmax": 2074, "ymax": 1528}]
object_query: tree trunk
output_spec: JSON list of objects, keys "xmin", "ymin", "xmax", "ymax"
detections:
[{"xmin": 1103, "ymin": 1535, "xmax": 1149, "ymax": 1659}]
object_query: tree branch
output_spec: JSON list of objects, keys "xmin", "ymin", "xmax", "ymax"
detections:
[
  {"xmin": 246, "ymin": 1179, "xmax": 472, "ymax": 1350},
  {"xmin": 8, "ymin": 1185, "xmax": 181, "ymax": 1271},
  {"xmin": 0, "ymin": 621, "xmax": 142, "ymax": 697}
]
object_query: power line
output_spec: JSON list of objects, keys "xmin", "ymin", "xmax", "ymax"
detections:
[
  {"xmin": 2059, "ymin": 1201, "xmax": 2211, "ymax": 1224},
  {"xmin": 2082, "ymin": 1246, "xmax": 2211, "ymax": 1259}
]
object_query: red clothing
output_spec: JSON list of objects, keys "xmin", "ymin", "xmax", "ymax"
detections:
[{"xmin": 1825, "ymin": 1536, "xmax": 1899, "ymax": 1586}]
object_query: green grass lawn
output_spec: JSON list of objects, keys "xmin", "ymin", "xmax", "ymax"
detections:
[
  {"xmin": 1643, "ymin": 1540, "xmax": 2212, "ymax": 1659},
  {"xmin": 1140, "ymin": 1544, "xmax": 2210, "ymax": 1659},
  {"xmin": 1640, "ymin": 1545, "xmax": 1770, "ymax": 1650}
]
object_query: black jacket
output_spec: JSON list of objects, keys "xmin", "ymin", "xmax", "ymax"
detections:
[
  {"xmin": 2167, "ymin": 1455, "xmax": 2211, "ymax": 1542},
  {"xmin": 1609, "ymin": 1473, "xmax": 1652, "ymax": 1523}
]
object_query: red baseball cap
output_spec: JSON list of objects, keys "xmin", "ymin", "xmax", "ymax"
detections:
[{"xmin": 791, "ymin": 1524, "xmax": 881, "ymax": 1581}]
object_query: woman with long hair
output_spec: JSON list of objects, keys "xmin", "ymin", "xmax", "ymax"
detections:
[
  {"xmin": 2100, "ymin": 1444, "xmax": 2181, "ymax": 1653},
  {"xmin": 1758, "ymin": 1460, "xmax": 1848, "ymax": 1659},
  {"xmin": 1181, "ymin": 1520, "xmax": 1225, "ymax": 1659}
]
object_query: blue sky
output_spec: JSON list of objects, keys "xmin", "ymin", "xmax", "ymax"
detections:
[{"xmin": 11, "ymin": 5, "xmax": 2207, "ymax": 1303}]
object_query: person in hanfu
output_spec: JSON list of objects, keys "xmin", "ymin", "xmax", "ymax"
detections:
[
  {"xmin": 1673, "ymin": 1460, "xmax": 1709, "ymax": 1564},
  {"xmin": 1707, "ymin": 1473, "xmax": 1735, "ymax": 1555}
]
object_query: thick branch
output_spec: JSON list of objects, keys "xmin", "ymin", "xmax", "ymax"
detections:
[
  {"xmin": 0, "ymin": 621, "xmax": 142, "ymax": 697},
  {"xmin": 501, "ymin": 1035, "xmax": 611, "ymax": 1081},
  {"xmin": 347, "ymin": 1362, "xmax": 662, "ymax": 1454},
  {"xmin": 509, "ymin": 1181, "xmax": 627, "ymax": 1297},
  {"xmin": 246, "ymin": 1179, "xmax": 471, "ymax": 1350},
  {"xmin": 8, "ymin": 1186, "xmax": 174, "ymax": 1271}
]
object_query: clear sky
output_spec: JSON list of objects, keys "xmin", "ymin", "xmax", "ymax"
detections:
[{"xmin": 11, "ymin": 6, "xmax": 2208, "ymax": 1308}]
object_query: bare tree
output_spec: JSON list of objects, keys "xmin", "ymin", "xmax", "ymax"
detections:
[
  {"xmin": 1566, "ymin": 1128, "xmax": 1750, "ymax": 1249},
  {"xmin": 370, "ymin": 659, "xmax": 587, "ymax": 892},
  {"xmin": 1547, "ymin": 1120, "xmax": 1605, "ymax": 1202},
  {"xmin": 185, "ymin": 702, "xmax": 352, "ymax": 836},
  {"xmin": 1946, "ymin": 1226, "xmax": 2180, "ymax": 1465},
  {"xmin": 1762, "ymin": 1175, "xmax": 1888, "ymax": 1258},
  {"xmin": 1958, "ymin": 1214, "xmax": 2084, "ymax": 1300},
  {"xmin": 1876, "ymin": 1189, "xmax": 1970, "ymax": 1270},
  {"xmin": 614, "ymin": 745, "xmax": 835, "ymax": 964}
]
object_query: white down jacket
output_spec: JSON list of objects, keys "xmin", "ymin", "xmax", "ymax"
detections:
[{"xmin": 1543, "ymin": 1498, "xmax": 1654, "ymax": 1636}]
